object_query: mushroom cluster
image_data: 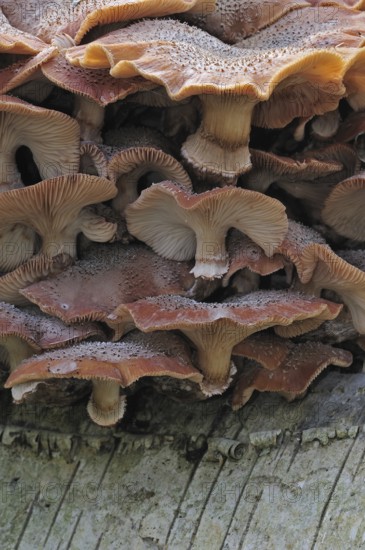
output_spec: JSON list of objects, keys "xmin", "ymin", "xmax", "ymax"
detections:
[{"xmin": 0, "ymin": 0, "xmax": 365, "ymax": 427}]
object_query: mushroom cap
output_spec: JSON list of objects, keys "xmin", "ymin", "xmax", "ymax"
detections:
[
  {"xmin": 322, "ymin": 174, "xmax": 365, "ymax": 240},
  {"xmin": 244, "ymin": 148, "xmax": 344, "ymax": 193},
  {"xmin": 232, "ymin": 332, "xmax": 291, "ymax": 370},
  {"xmin": 0, "ymin": 301, "xmax": 104, "ymax": 351},
  {"xmin": 109, "ymin": 146, "xmax": 192, "ymax": 213},
  {"xmin": 0, "ymin": 47, "xmax": 57, "ymax": 95},
  {"xmin": 4, "ymin": 331, "xmax": 203, "ymax": 389},
  {"xmin": 0, "ymin": 174, "xmax": 117, "ymax": 258},
  {"xmin": 125, "ymin": 181, "xmax": 288, "ymax": 278},
  {"xmin": 222, "ymin": 230, "xmax": 285, "ymax": 287},
  {"xmin": 107, "ymin": 290, "xmax": 343, "ymax": 342},
  {"xmin": 2, "ymin": 0, "xmax": 213, "ymax": 44},
  {"xmin": 79, "ymin": 141, "xmax": 109, "ymax": 178},
  {"xmin": 66, "ymin": 16, "xmax": 346, "ymax": 103},
  {"xmin": 19, "ymin": 242, "xmax": 200, "ymax": 323},
  {"xmin": 42, "ymin": 53, "xmax": 155, "ymax": 106},
  {"xmin": 0, "ymin": 253, "xmax": 72, "ymax": 306},
  {"xmin": 231, "ymin": 341, "xmax": 352, "ymax": 409},
  {"xmin": 0, "ymin": 8, "xmax": 47, "ymax": 54},
  {"xmin": 296, "ymin": 244, "xmax": 365, "ymax": 333},
  {"xmin": 182, "ymin": 0, "xmax": 309, "ymax": 43},
  {"xmin": 0, "ymin": 95, "xmax": 80, "ymax": 182}
]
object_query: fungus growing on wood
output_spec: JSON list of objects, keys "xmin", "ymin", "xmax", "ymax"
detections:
[
  {"xmin": 0, "ymin": 95, "xmax": 80, "ymax": 184},
  {"xmin": 0, "ymin": 174, "xmax": 117, "ymax": 263},
  {"xmin": 19, "ymin": 242, "xmax": 206, "ymax": 323},
  {"xmin": 66, "ymin": 15, "xmax": 348, "ymax": 182},
  {"xmin": 5, "ymin": 331, "xmax": 202, "ymax": 427},
  {"xmin": 322, "ymin": 174, "xmax": 365, "ymax": 241},
  {"xmin": 231, "ymin": 341, "xmax": 352, "ymax": 409},
  {"xmin": 106, "ymin": 291, "xmax": 342, "ymax": 389},
  {"xmin": 125, "ymin": 181, "xmax": 288, "ymax": 279}
]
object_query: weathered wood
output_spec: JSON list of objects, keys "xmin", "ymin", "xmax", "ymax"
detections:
[{"xmin": 1, "ymin": 372, "xmax": 365, "ymax": 549}]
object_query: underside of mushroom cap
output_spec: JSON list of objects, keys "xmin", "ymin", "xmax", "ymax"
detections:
[
  {"xmin": 231, "ymin": 341, "xmax": 352, "ymax": 409},
  {"xmin": 0, "ymin": 253, "xmax": 73, "ymax": 306},
  {"xmin": 19, "ymin": 242, "xmax": 202, "ymax": 323},
  {"xmin": 322, "ymin": 174, "xmax": 365, "ymax": 240},
  {"xmin": 0, "ymin": 174, "xmax": 117, "ymax": 259},
  {"xmin": 0, "ymin": 95, "xmax": 80, "ymax": 183},
  {"xmin": 125, "ymin": 181, "xmax": 288, "ymax": 279}
]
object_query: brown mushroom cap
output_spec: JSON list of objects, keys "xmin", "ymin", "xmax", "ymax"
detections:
[
  {"xmin": 5, "ymin": 331, "xmax": 202, "ymax": 426},
  {"xmin": 0, "ymin": 8, "xmax": 47, "ymax": 54},
  {"xmin": 0, "ymin": 47, "xmax": 56, "ymax": 95},
  {"xmin": 243, "ymin": 148, "xmax": 343, "ymax": 193},
  {"xmin": 0, "ymin": 174, "xmax": 117, "ymax": 262},
  {"xmin": 222, "ymin": 230, "xmax": 285, "ymax": 288},
  {"xmin": 322, "ymin": 174, "xmax": 365, "ymax": 241},
  {"xmin": 0, "ymin": 253, "xmax": 72, "ymax": 306},
  {"xmin": 19, "ymin": 242, "xmax": 204, "ymax": 323},
  {"xmin": 0, "ymin": 95, "xmax": 80, "ymax": 184},
  {"xmin": 106, "ymin": 291, "xmax": 342, "ymax": 386},
  {"xmin": 231, "ymin": 341, "xmax": 352, "ymax": 409},
  {"xmin": 125, "ymin": 181, "xmax": 288, "ymax": 279},
  {"xmin": 232, "ymin": 332, "xmax": 291, "ymax": 371},
  {"xmin": 66, "ymin": 15, "xmax": 348, "ymax": 181}
]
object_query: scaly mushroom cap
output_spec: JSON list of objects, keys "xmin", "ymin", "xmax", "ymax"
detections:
[
  {"xmin": 125, "ymin": 181, "xmax": 288, "ymax": 279},
  {"xmin": 42, "ymin": 53, "xmax": 155, "ymax": 106},
  {"xmin": 106, "ymin": 291, "xmax": 342, "ymax": 386},
  {"xmin": 295, "ymin": 244, "xmax": 365, "ymax": 333},
  {"xmin": 66, "ymin": 16, "xmax": 347, "ymax": 181},
  {"xmin": 232, "ymin": 332, "xmax": 291, "ymax": 371},
  {"xmin": 222, "ymin": 230, "xmax": 285, "ymax": 288},
  {"xmin": 0, "ymin": 174, "xmax": 117, "ymax": 262},
  {"xmin": 109, "ymin": 147, "xmax": 192, "ymax": 214},
  {"xmin": 0, "ymin": 47, "xmax": 56, "ymax": 95},
  {"xmin": 2, "ymin": 0, "xmax": 213, "ymax": 44},
  {"xmin": 0, "ymin": 253, "xmax": 72, "ymax": 306},
  {"xmin": 182, "ymin": 0, "xmax": 309, "ymax": 43},
  {"xmin": 5, "ymin": 331, "xmax": 202, "ymax": 426},
  {"xmin": 244, "ymin": 148, "xmax": 343, "ymax": 193},
  {"xmin": 19, "ymin": 242, "xmax": 203, "ymax": 323},
  {"xmin": 0, "ymin": 8, "xmax": 47, "ymax": 54},
  {"xmin": 231, "ymin": 341, "xmax": 352, "ymax": 409},
  {"xmin": 0, "ymin": 95, "xmax": 80, "ymax": 184},
  {"xmin": 322, "ymin": 174, "xmax": 365, "ymax": 240}
]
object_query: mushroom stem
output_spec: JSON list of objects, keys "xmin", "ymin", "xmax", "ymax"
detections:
[
  {"xmin": 87, "ymin": 379, "xmax": 126, "ymax": 427},
  {"xmin": 182, "ymin": 94, "xmax": 257, "ymax": 181},
  {"xmin": 73, "ymin": 96, "xmax": 104, "ymax": 143},
  {"xmin": 0, "ymin": 336, "xmax": 34, "ymax": 372},
  {"xmin": 40, "ymin": 234, "xmax": 78, "ymax": 258},
  {"xmin": 193, "ymin": 225, "xmax": 228, "ymax": 279},
  {"xmin": 183, "ymin": 328, "xmax": 239, "ymax": 385}
]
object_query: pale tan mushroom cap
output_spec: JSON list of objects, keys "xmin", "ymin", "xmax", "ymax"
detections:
[
  {"xmin": 125, "ymin": 181, "xmax": 288, "ymax": 278},
  {"xmin": 322, "ymin": 174, "xmax": 365, "ymax": 240},
  {"xmin": 0, "ymin": 95, "xmax": 80, "ymax": 182},
  {"xmin": 0, "ymin": 174, "xmax": 117, "ymax": 258}
]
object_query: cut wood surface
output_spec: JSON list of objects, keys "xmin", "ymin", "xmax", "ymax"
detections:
[{"xmin": 0, "ymin": 371, "xmax": 365, "ymax": 549}]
